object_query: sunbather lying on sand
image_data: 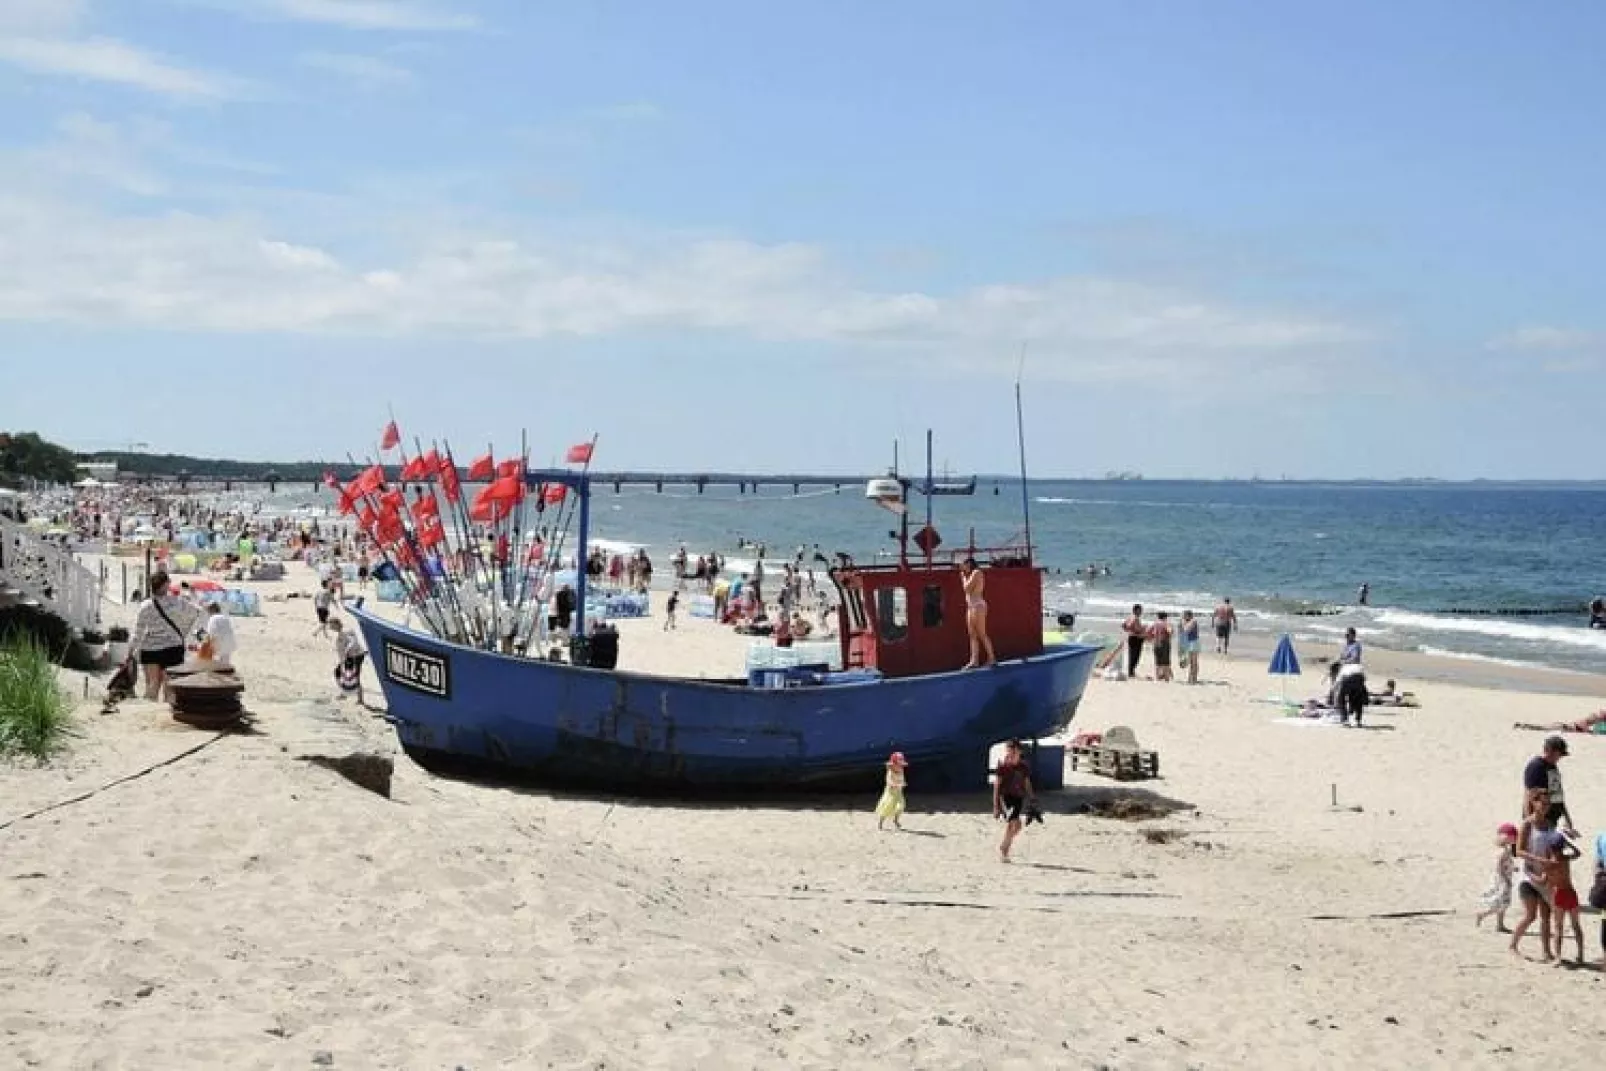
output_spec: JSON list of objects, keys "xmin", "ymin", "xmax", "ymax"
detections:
[
  {"xmin": 1513, "ymin": 711, "xmax": 1606, "ymax": 735},
  {"xmin": 1368, "ymin": 678, "xmax": 1419, "ymax": 707}
]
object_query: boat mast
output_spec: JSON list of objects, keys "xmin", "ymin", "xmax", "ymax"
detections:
[
  {"xmin": 1015, "ymin": 346, "xmax": 1033, "ymax": 559},
  {"xmin": 924, "ymin": 428, "xmax": 935, "ymax": 565}
]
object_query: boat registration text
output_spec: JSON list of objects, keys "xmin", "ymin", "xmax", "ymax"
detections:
[{"xmin": 384, "ymin": 640, "xmax": 451, "ymax": 699}]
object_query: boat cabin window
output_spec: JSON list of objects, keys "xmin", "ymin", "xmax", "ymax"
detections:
[
  {"xmin": 921, "ymin": 584, "xmax": 943, "ymax": 628},
  {"xmin": 842, "ymin": 583, "xmax": 868, "ymax": 632},
  {"xmin": 876, "ymin": 587, "xmax": 909, "ymax": 643}
]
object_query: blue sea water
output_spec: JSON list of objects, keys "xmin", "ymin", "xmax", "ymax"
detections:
[{"xmin": 281, "ymin": 479, "xmax": 1606, "ymax": 674}]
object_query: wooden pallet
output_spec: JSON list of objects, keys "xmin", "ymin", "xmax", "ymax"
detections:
[
  {"xmin": 1069, "ymin": 745, "xmax": 1160, "ymax": 781},
  {"xmin": 1068, "ymin": 726, "xmax": 1160, "ymax": 781}
]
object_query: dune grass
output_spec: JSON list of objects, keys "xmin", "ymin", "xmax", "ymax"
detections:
[{"xmin": 0, "ymin": 632, "xmax": 72, "ymax": 761}]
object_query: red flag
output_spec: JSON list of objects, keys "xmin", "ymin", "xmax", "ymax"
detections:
[
  {"xmin": 469, "ymin": 493, "xmax": 508, "ymax": 524},
  {"xmin": 378, "ymin": 488, "xmax": 406, "ymax": 518},
  {"xmin": 357, "ymin": 506, "xmax": 376, "ymax": 532},
  {"xmin": 356, "ymin": 464, "xmax": 385, "ymax": 495},
  {"xmin": 417, "ymin": 516, "xmax": 445, "ymax": 549},
  {"xmin": 470, "ymin": 482, "xmax": 497, "ymax": 517},
  {"xmin": 321, "ymin": 470, "xmax": 339, "ymax": 490},
  {"xmin": 409, "ymin": 496, "xmax": 438, "ymax": 526},
  {"xmin": 486, "ymin": 474, "xmax": 524, "ymax": 502},
  {"xmin": 400, "ymin": 455, "xmax": 426, "ymax": 482},
  {"xmin": 336, "ymin": 489, "xmax": 357, "ymax": 516},
  {"xmin": 467, "ymin": 453, "xmax": 494, "ymax": 481},
  {"xmin": 420, "ymin": 449, "xmax": 440, "ymax": 477},
  {"xmin": 496, "ymin": 458, "xmax": 523, "ymax": 479},
  {"xmin": 565, "ymin": 442, "xmax": 593, "ymax": 464},
  {"xmin": 541, "ymin": 483, "xmax": 566, "ymax": 505},
  {"xmin": 375, "ymin": 512, "xmax": 405, "ymax": 546},
  {"xmin": 380, "ymin": 421, "xmax": 401, "ymax": 451},
  {"xmin": 438, "ymin": 456, "xmax": 461, "ymax": 503}
]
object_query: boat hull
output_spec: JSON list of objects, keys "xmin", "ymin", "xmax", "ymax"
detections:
[{"xmin": 350, "ymin": 606, "xmax": 1099, "ymax": 792}]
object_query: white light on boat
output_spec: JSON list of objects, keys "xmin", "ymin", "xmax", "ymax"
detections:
[{"xmin": 864, "ymin": 477, "xmax": 903, "ymax": 502}]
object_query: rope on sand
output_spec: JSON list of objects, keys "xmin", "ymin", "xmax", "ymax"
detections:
[{"xmin": 0, "ymin": 732, "xmax": 228, "ymax": 833}]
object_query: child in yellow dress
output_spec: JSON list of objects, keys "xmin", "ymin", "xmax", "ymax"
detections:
[{"xmin": 876, "ymin": 751, "xmax": 909, "ymax": 830}]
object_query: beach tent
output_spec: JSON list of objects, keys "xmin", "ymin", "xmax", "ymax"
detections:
[{"xmin": 1267, "ymin": 634, "xmax": 1301, "ymax": 707}]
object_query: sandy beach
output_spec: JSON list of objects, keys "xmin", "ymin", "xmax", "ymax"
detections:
[{"xmin": 3, "ymin": 558, "xmax": 1604, "ymax": 1070}]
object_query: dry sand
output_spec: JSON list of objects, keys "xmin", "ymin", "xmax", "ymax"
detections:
[{"xmin": 3, "ymin": 560, "xmax": 1605, "ymax": 1069}]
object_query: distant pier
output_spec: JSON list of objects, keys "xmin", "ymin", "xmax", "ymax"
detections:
[{"xmin": 119, "ymin": 470, "xmax": 986, "ymax": 496}]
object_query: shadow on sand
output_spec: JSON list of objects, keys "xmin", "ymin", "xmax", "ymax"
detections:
[{"xmin": 394, "ymin": 748, "xmax": 1199, "ymax": 819}]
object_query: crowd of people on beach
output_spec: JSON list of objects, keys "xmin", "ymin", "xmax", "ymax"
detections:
[
  {"xmin": 1100, "ymin": 599, "xmax": 1237, "ymax": 685},
  {"xmin": 1478, "ymin": 736, "xmax": 1606, "ymax": 966}
]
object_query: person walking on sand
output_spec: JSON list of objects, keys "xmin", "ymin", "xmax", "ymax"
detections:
[
  {"xmin": 329, "ymin": 618, "xmax": 367, "ymax": 708},
  {"xmin": 1523, "ymin": 736, "xmax": 1575, "ymax": 831},
  {"xmin": 1590, "ymin": 833, "xmax": 1606, "ymax": 965},
  {"xmin": 961, "ymin": 557, "xmax": 996, "ymax": 669},
  {"xmin": 663, "ymin": 589, "xmax": 679, "ymax": 631},
  {"xmin": 1178, "ymin": 609, "xmax": 1201, "ymax": 684},
  {"xmin": 313, "ymin": 580, "xmax": 334, "ymax": 637},
  {"xmin": 130, "ymin": 570, "xmax": 199, "ymax": 702},
  {"xmin": 876, "ymin": 751, "xmax": 908, "ymax": 830},
  {"xmin": 1212, "ymin": 598, "xmax": 1237, "ymax": 654},
  {"xmin": 1122, "ymin": 604, "xmax": 1147, "ymax": 679},
  {"xmin": 1543, "ymin": 828, "xmax": 1586, "ymax": 965},
  {"xmin": 1148, "ymin": 611, "xmax": 1174, "ymax": 682},
  {"xmin": 1511, "ymin": 788, "xmax": 1556, "ymax": 960},
  {"xmin": 993, "ymin": 739, "xmax": 1036, "ymax": 862},
  {"xmin": 1475, "ymin": 822, "xmax": 1518, "ymax": 932}
]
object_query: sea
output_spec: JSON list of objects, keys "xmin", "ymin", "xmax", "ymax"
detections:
[{"xmin": 263, "ymin": 479, "xmax": 1606, "ymax": 676}]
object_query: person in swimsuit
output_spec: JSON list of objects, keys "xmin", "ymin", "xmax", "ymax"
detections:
[
  {"xmin": 1542, "ymin": 828, "xmax": 1586, "ymax": 965},
  {"xmin": 1148, "ymin": 611, "xmax": 1174, "ymax": 682},
  {"xmin": 1212, "ymin": 598, "xmax": 1237, "ymax": 653},
  {"xmin": 961, "ymin": 557, "xmax": 995, "ymax": 669},
  {"xmin": 1122, "ymin": 604, "xmax": 1146, "ymax": 679},
  {"xmin": 1178, "ymin": 609, "xmax": 1201, "ymax": 684}
]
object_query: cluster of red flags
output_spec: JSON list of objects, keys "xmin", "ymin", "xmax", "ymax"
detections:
[{"xmin": 337, "ymin": 418, "xmax": 594, "ymax": 555}]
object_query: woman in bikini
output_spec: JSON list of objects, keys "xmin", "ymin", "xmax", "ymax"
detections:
[{"xmin": 961, "ymin": 557, "xmax": 996, "ymax": 669}]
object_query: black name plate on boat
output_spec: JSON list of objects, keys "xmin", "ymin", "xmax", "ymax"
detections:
[{"xmin": 383, "ymin": 640, "xmax": 451, "ymax": 699}]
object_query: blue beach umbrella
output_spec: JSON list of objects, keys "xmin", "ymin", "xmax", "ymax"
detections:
[{"xmin": 1268, "ymin": 634, "xmax": 1301, "ymax": 705}]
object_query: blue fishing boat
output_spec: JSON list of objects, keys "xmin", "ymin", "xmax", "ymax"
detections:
[{"xmin": 348, "ymin": 428, "xmax": 1099, "ymax": 792}]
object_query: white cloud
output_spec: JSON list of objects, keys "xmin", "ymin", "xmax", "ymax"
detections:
[
  {"xmin": 0, "ymin": 34, "xmax": 235, "ymax": 98},
  {"xmin": 21, "ymin": 112, "xmax": 169, "ymax": 195},
  {"xmin": 0, "ymin": 0, "xmax": 88, "ymax": 34},
  {"xmin": 1538, "ymin": 356, "xmax": 1600, "ymax": 374},
  {"xmin": 299, "ymin": 50, "xmax": 412, "ymax": 87},
  {"xmin": 238, "ymin": 0, "xmax": 477, "ymax": 30},
  {"xmin": 1487, "ymin": 325, "xmax": 1603, "ymax": 353},
  {"xmin": 0, "ymin": 116, "xmax": 1366, "ymax": 386}
]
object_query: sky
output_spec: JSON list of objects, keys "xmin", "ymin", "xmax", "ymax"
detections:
[{"xmin": 0, "ymin": 1, "xmax": 1602, "ymax": 479}]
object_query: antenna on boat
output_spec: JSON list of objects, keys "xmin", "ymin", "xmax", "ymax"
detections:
[{"xmin": 1015, "ymin": 344, "xmax": 1033, "ymax": 559}]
